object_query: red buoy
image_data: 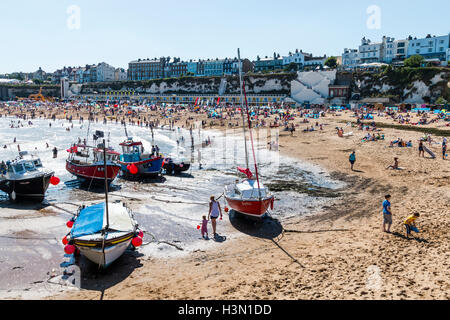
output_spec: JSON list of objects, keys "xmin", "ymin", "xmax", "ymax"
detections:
[
  {"xmin": 129, "ymin": 164, "xmax": 138, "ymax": 175},
  {"xmin": 50, "ymin": 176, "xmax": 60, "ymax": 186},
  {"xmin": 66, "ymin": 220, "xmax": 74, "ymax": 228},
  {"xmin": 197, "ymin": 225, "xmax": 201, "ymax": 230},
  {"xmin": 64, "ymin": 244, "xmax": 76, "ymax": 255},
  {"xmin": 224, "ymin": 207, "xmax": 229, "ymax": 213},
  {"xmin": 132, "ymin": 237, "xmax": 143, "ymax": 247},
  {"xmin": 138, "ymin": 231, "xmax": 144, "ymax": 238},
  {"xmin": 62, "ymin": 236, "xmax": 68, "ymax": 245}
]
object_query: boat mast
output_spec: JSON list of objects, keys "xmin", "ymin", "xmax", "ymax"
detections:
[
  {"xmin": 237, "ymin": 48, "xmax": 249, "ymax": 170},
  {"xmin": 103, "ymin": 139, "xmax": 109, "ymax": 229},
  {"xmin": 124, "ymin": 118, "xmax": 129, "ymax": 139},
  {"xmin": 242, "ymin": 73, "xmax": 262, "ymax": 200}
]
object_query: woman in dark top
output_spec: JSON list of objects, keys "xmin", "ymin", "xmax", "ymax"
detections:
[{"xmin": 418, "ymin": 141, "xmax": 424, "ymax": 158}]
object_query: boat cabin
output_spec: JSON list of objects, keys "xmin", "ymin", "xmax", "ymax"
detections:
[
  {"xmin": 5, "ymin": 160, "xmax": 38, "ymax": 175},
  {"xmin": 231, "ymin": 179, "xmax": 268, "ymax": 199},
  {"xmin": 120, "ymin": 139, "xmax": 144, "ymax": 155},
  {"xmin": 93, "ymin": 148, "xmax": 120, "ymax": 163},
  {"xmin": 68, "ymin": 144, "xmax": 120, "ymax": 164}
]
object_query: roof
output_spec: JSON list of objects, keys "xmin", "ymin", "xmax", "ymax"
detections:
[
  {"xmin": 119, "ymin": 141, "xmax": 143, "ymax": 147},
  {"xmin": 93, "ymin": 148, "xmax": 121, "ymax": 155}
]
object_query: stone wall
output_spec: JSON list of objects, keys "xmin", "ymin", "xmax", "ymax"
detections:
[
  {"xmin": 77, "ymin": 73, "xmax": 297, "ymax": 96},
  {"xmin": 353, "ymin": 67, "xmax": 450, "ymax": 104}
]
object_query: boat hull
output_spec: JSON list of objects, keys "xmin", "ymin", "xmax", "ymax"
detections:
[
  {"xmin": 76, "ymin": 239, "xmax": 132, "ymax": 268},
  {"xmin": 119, "ymin": 157, "xmax": 163, "ymax": 178},
  {"xmin": 66, "ymin": 160, "xmax": 121, "ymax": 185},
  {"xmin": 0, "ymin": 174, "xmax": 53, "ymax": 202},
  {"xmin": 225, "ymin": 196, "xmax": 274, "ymax": 218}
]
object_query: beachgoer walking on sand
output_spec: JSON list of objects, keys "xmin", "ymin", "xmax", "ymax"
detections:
[
  {"xmin": 418, "ymin": 141, "xmax": 425, "ymax": 157},
  {"xmin": 349, "ymin": 151, "xmax": 356, "ymax": 171},
  {"xmin": 201, "ymin": 215, "xmax": 209, "ymax": 240},
  {"xmin": 404, "ymin": 213, "xmax": 420, "ymax": 239},
  {"xmin": 382, "ymin": 195, "xmax": 392, "ymax": 233},
  {"xmin": 386, "ymin": 157, "xmax": 399, "ymax": 170},
  {"xmin": 52, "ymin": 147, "xmax": 58, "ymax": 158},
  {"xmin": 442, "ymin": 140, "xmax": 447, "ymax": 160},
  {"xmin": 208, "ymin": 196, "xmax": 222, "ymax": 237}
]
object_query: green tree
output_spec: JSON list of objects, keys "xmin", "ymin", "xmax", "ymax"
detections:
[
  {"xmin": 325, "ymin": 56, "xmax": 338, "ymax": 69},
  {"xmin": 435, "ymin": 96, "xmax": 448, "ymax": 105},
  {"xmin": 284, "ymin": 62, "xmax": 299, "ymax": 72},
  {"xmin": 404, "ymin": 55, "xmax": 424, "ymax": 68}
]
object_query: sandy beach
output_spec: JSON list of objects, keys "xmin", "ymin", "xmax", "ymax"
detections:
[{"xmin": 1, "ymin": 106, "xmax": 438, "ymax": 300}]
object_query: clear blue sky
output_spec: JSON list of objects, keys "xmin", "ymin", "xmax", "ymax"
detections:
[{"xmin": 0, "ymin": 0, "xmax": 448, "ymax": 73}]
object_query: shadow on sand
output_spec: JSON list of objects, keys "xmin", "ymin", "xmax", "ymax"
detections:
[
  {"xmin": 228, "ymin": 210, "xmax": 283, "ymax": 240},
  {"xmin": 64, "ymin": 249, "xmax": 144, "ymax": 299},
  {"xmin": 228, "ymin": 210, "xmax": 304, "ymax": 267},
  {"xmin": 0, "ymin": 195, "xmax": 50, "ymax": 211},
  {"xmin": 391, "ymin": 231, "xmax": 429, "ymax": 243},
  {"xmin": 119, "ymin": 175, "xmax": 167, "ymax": 184}
]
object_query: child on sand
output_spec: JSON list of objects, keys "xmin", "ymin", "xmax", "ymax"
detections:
[
  {"xmin": 201, "ymin": 215, "xmax": 209, "ymax": 240},
  {"xmin": 382, "ymin": 195, "xmax": 392, "ymax": 233},
  {"xmin": 386, "ymin": 157, "xmax": 399, "ymax": 170},
  {"xmin": 404, "ymin": 213, "xmax": 420, "ymax": 239}
]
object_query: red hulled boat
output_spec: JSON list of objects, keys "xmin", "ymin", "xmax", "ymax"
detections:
[
  {"xmin": 66, "ymin": 144, "xmax": 121, "ymax": 185},
  {"xmin": 225, "ymin": 179, "xmax": 274, "ymax": 218}
]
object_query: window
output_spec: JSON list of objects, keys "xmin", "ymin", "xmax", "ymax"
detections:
[
  {"xmin": 13, "ymin": 164, "xmax": 24, "ymax": 173},
  {"xmin": 23, "ymin": 162, "xmax": 36, "ymax": 172}
]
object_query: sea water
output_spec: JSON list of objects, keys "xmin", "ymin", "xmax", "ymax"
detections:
[{"xmin": 0, "ymin": 116, "xmax": 344, "ymax": 298}]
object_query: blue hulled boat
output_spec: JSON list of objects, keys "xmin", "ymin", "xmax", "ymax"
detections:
[{"xmin": 118, "ymin": 138, "xmax": 163, "ymax": 178}]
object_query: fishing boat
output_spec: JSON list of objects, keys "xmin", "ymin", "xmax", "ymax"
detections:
[
  {"xmin": 66, "ymin": 143, "xmax": 121, "ymax": 185},
  {"xmin": 0, "ymin": 151, "xmax": 55, "ymax": 202},
  {"xmin": 64, "ymin": 140, "xmax": 143, "ymax": 268},
  {"xmin": 118, "ymin": 138, "xmax": 164, "ymax": 178},
  {"xmin": 224, "ymin": 49, "xmax": 274, "ymax": 219}
]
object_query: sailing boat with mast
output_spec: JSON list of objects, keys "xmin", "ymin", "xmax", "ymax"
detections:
[
  {"xmin": 63, "ymin": 139, "xmax": 143, "ymax": 268},
  {"xmin": 224, "ymin": 49, "xmax": 274, "ymax": 218}
]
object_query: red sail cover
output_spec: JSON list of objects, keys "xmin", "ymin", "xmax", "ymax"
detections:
[{"xmin": 237, "ymin": 167, "xmax": 253, "ymax": 179}]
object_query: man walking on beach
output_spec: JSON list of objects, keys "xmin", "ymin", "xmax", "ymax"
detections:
[
  {"xmin": 349, "ymin": 151, "xmax": 356, "ymax": 171},
  {"xmin": 442, "ymin": 140, "xmax": 447, "ymax": 160},
  {"xmin": 382, "ymin": 195, "xmax": 392, "ymax": 233}
]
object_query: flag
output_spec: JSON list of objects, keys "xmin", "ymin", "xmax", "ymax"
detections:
[{"xmin": 237, "ymin": 167, "xmax": 253, "ymax": 179}]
